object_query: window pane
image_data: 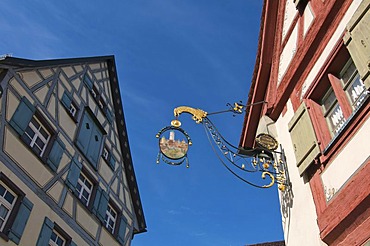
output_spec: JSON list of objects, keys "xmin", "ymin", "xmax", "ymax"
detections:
[
  {"xmin": 345, "ymin": 74, "xmax": 366, "ymax": 109},
  {"xmin": 82, "ymin": 190, "xmax": 89, "ymax": 198},
  {"xmin": 76, "ymin": 183, "xmax": 82, "ymax": 192},
  {"xmin": 36, "ymin": 138, "xmax": 45, "ymax": 149},
  {"xmin": 321, "ymin": 89, "xmax": 337, "ymax": 114},
  {"xmin": 111, "ymin": 209, "xmax": 116, "ymax": 218},
  {"xmin": 341, "ymin": 61, "xmax": 357, "ymax": 86},
  {"xmin": 0, "ymin": 205, "xmax": 9, "ymax": 230},
  {"xmin": 56, "ymin": 237, "xmax": 64, "ymax": 246},
  {"xmin": 4, "ymin": 191, "xmax": 15, "ymax": 204},
  {"xmin": 50, "ymin": 231, "xmax": 57, "ymax": 241},
  {"xmin": 0, "ymin": 205, "xmax": 9, "ymax": 218},
  {"xmin": 84, "ymin": 179, "xmax": 92, "ymax": 190},
  {"xmin": 39, "ymin": 127, "xmax": 49, "ymax": 140},
  {"xmin": 30, "ymin": 117, "xmax": 40, "ymax": 129},
  {"xmin": 25, "ymin": 126, "xmax": 35, "ymax": 139},
  {"xmin": 326, "ymin": 104, "xmax": 345, "ymax": 135}
]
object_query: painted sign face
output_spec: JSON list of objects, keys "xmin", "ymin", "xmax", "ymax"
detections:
[
  {"xmin": 255, "ymin": 133, "xmax": 278, "ymax": 151},
  {"xmin": 156, "ymin": 125, "xmax": 192, "ymax": 166},
  {"xmin": 159, "ymin": 129, "xmax": 189, "ymax": 160}
]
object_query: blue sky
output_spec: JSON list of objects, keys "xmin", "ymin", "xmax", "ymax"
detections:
[{"xmin": 1, "ymin": 1, "xmax": 284, "ymax": 245}]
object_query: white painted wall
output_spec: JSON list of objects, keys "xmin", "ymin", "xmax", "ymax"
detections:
[
  {"xmin": 278, "ymin": 22, "xmax": 298, "ymax": 85},
  {"xmin": 282, "ymin": 0, "xmax": 298, "ymax": 39},
  {"xmin": 275, "ymin": 100, "xmax": 326, "ymax": 246}
]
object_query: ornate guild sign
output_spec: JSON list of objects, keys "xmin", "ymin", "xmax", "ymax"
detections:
[
  {"xmin": 160, "ymin": 129, "xmax": 188, "ymax": 159},
  {"xmin": 255, "ymin": 133, "xmax": 278, "ymax": 151},
  {"xmin": 156, "ymin": 124, "xmax": 192, "ymax": 166}
]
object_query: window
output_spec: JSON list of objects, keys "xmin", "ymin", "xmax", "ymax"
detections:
[
  {"xmin": 23, "ymin": 116, "xmax": 51, "ymax": 157},
  {"xmin": 101, "ymin": 146, "xmax": 116, "ymax": 170},
  {"xmin": 75, "ymin": 109, "xmax": 105, "ymax": 169},
  {"xmin": 49, "ymin": 230, "xmax": 66, "ymax": 246},
  {"xmin": 9, "ymin": 97, "xmax": 66, "ymax": 172},
  {"xmin": 36, "ymin": 218, "xmax": 74, "ymax": 246},
  {"xmin": 291, "ymin": 47, "xmax": 370, "ymax": 172},
  {"xmin": 65, "ymin": 158, "xmax": 97, "ymax": 208},
  {"xmin": 106, "ymin": 109, "xmax": 114, "ymax": 124},
  {"xmin": 76, "ymin": 172, "xmax": 93, "ymax": 207},
  {"xmin": 91, "ymin": 86, "xmax": 99, "ymax": 100},
  {"xmin": 341, "ymin": 60, "xmax": 367, "ymax": 109},
  {"xmin": 321, "ymin": 88, "xmax": 346, "ymax": 136},
  {"xmin": 0, "ymin": 183, "xmax": 17, "ymax": 231},
  {"xmin": 321, "ymin": 59, "xmax": 367, "ymax": 137},
  {"xmin": 91, "ymin": 187, "xmax": 128, "ymax": 244},
  {"xmin": 104, "ymin": 203, "xmax": 117, "ymax": 234},
  {"xmin": 102, "ymin": 147, "xmax": 109, "ymax": 161},
  {"xmin": 0, "ymin": 173, "xmax": 33, "ymax": 245},
  {"xmin": 61, "ymin": 92, "xmax": 79, "ymax": 121},
  {"xmin": 83, "ymin": 73, "xmax": 98, "ymax": 101},
  {"xmin": 82, "ymin": 73, "xmax": 113, "ymax": 124},
  {"xmin": 83, "ymin": 74, "xmax": 93, "ymax": 90}
]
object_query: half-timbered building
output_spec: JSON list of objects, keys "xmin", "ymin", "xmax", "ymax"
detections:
[{"xmin": 0, "ymin": 56, "xmax": 146, "ymax": 245}]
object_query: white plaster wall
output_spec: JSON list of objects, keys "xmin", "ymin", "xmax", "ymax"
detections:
[
  {"xmin": 321, "ymin": 116, "xmax": 370, "ymax": 201},
  {"xmin": 303, "ymin": 3, "xmax": 315, "ymax": 37},
  {"xmin": 276, "ymin": 100, "xmax": 326, "ymax": 246},
  {"xmin": 282, "ymin": 0, "xmax": 297, "ymax": 39},
  {"xmin": 278, "ymin": 23, "xmax": 298, "ymax": 85}
]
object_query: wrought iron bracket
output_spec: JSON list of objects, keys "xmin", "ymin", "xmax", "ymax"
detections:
[{"xmin": 157, "ymin": 102, "xmax": 290, "ymax": 191}]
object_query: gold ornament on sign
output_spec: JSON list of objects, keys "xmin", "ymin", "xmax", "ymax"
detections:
[{"xmin": 174, "ymin": 106, "xmax": 207, "ymax": 123}]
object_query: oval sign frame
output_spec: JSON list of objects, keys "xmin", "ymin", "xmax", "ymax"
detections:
[
  {"xmin": 157, "ymin": 126, "xmax": 191, "ymax": 160},
  {"xmin": 255, "ymin": 133, "xmax": 278, "ymax": 151}
]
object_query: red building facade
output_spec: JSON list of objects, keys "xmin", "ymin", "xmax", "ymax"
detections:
[{"xmin": 240, "ymin": 0, "xmax": 370, "ymax": 245}]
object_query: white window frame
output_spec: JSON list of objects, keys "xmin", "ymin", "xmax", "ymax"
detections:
[
  {"xmin": 49, "ymin": 229, "xmax": 66, "ymax": 246},
  {"xmin": 24, "ymin": 116, "xmax": 51, "ymax": 157},
  {"xmin": 98, "ymin": 99, "xmax": 104, "ymax": 110},
  {"xmin": 91, "ymin": 86, "xmax": 99, "ymax": 99},
  {"xmin": 102, "ymin": 147, "xmax": 109, "ymax": 161},
  {"xmin": 104, "ymin": 203, "xmax": 117, "ymax": 234},
  {"xmin": 68, "ymin": 103, "xmax": 77, "ymax": 117},
  {"xmin": 76, "ymin": 173, "xmax": 93, "ymax": 206},
  {"xmin": 0, "ymin": 182, "xmax": 17, "ymax": 232}
]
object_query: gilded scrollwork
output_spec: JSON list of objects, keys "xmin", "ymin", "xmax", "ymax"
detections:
[
  {"xmin": 174, "ymin": 106, "xmax": 208, "ymax": 123},
  {"xmin": 261, "ymin": 171, "xmax": 275, "ymax": 188}
]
